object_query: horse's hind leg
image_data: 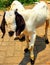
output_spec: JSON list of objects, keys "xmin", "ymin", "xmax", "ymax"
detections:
[{"xmin": 45, "ymin": 19, "xmax": 49, "ymax": 44}]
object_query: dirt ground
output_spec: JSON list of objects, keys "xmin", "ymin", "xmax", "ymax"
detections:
[{"xmin": 0, "ymin": 3, "xmax": 50, "ymax": 65}]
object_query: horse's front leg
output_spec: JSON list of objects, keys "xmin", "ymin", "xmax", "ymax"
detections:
[{"xmin": 29, "ymin": 31, "xmax": 36, "ymax": 64}]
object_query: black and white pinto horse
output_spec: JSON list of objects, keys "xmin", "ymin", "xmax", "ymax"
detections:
[{"xmin": 0, "ymin": 1, "xmax": 50, "ymax": 64}]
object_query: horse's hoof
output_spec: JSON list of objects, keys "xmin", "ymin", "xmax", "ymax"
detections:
[
  {"xmin": 45, "ymin": 39, "xmax": 49, "ymax": 44},
  {"xmin": 30, "ymin": 59, "xmax": 34, "ymax": 65},
  {"xmin": 24, "ymin": 48, "xmax": 29, "ymax": 53}
]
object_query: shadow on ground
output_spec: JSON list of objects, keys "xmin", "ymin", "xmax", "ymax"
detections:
[{"xmin": 19, "ymin": 35, "xmax": 46, "ymax": 65}]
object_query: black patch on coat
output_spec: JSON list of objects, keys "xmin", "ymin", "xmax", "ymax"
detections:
[{"xmin": 15, "ymin": 9, "xmax": 25, "ymax": 36}]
